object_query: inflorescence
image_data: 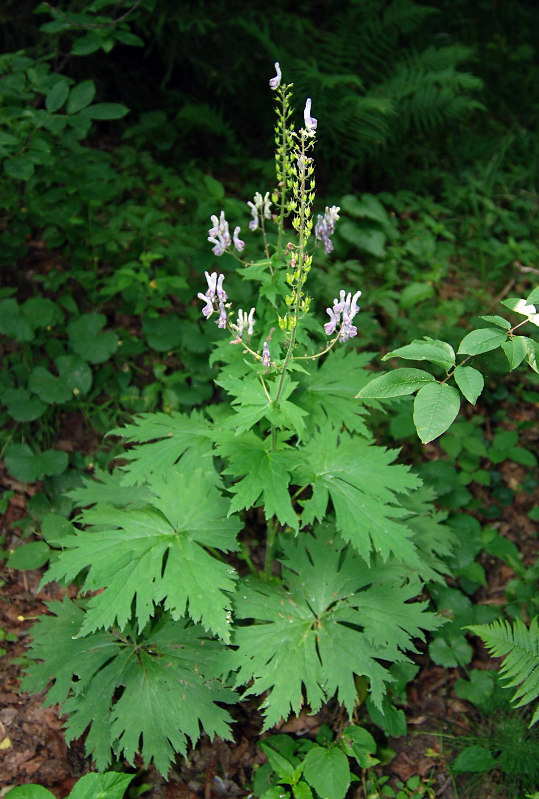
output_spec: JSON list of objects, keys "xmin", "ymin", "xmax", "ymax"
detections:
[{"xmin": 197, "ymin": 64, "xmax": 362, "ymax": 364}]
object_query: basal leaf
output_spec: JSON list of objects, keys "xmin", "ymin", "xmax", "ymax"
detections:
[
  {"xmin": 356, "ymin": 368, "xmax": 435, "ymax": 398},
  {"xmin": 453, "ymin": 365, "xmax": 484, "ymax": 404},
  {"xmin": 293, "ymin": 429, "xmax": 421, "ymax": 564},
  {"xmin": 413, "ymin": 383, "xmax": 460, "ymax": 443},
  {"xmin": 229, "ymin": 530, "xmax": 441, "ymax": 730},
  {"xmin": 383, "ymin": 337, "xmax": 455, "ymax": 371},
  {"xmin": 44, "ymin": 468, "xmax": 241, "ymax": 640},
  {"xmin": 23, "ymin": 600, "xmax": 234, "ymax": 776}
]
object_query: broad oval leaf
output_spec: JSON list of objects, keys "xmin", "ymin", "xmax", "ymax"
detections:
[
  {"xmin": 457, "ymin": 327, "xmax": 507, "ymax": 356},
  {"xmin": 453, "ymin": 365, "xmax": 484, "ymax": 404},
  {"xmin": 303, "ymin": 746, "xmax": 350, "ymax": 799},
  {"xmin": 66, "ymin": 80, "xmax": 96, "ymax": 114},
  {"xmin": 45, "ymin": 80, "xmax": 69, "ymax": 113},
  {"xmin": 5, "ymin": 786, "xmax": 55, "ymax": 798},
  {"xmin": 383, "ymin": 337, "xmax": 455, "ymax": 371},
  {"xmin": 356, "ymin": 368, "xmax": 434, "ymax": 399},
  {"xmin": 451, "ymin": 745, "xmax": 497, "ymax": 774},
  {"xmin": 501, "ymin": 336, "xmax": 529, "ymax": 370},
  {"xmin": 413, "ymin": 383, "xmax": 460, "ymax": 443}
]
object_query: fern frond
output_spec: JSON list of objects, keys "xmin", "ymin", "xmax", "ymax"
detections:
[{"xmin": 467, "ymin": 617, "xmax": 539, "ymax": 727}]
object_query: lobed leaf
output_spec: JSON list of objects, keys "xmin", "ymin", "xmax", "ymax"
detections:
[{"xmin": 44, "ymin": 467, "xmax": 241, "ymax": 640}]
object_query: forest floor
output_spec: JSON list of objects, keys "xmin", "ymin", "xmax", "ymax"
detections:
[{"xmin": 0, "ymin": 407, "xmax": 537, "ymax": 799}]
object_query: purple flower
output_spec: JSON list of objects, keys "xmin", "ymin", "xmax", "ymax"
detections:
[
  {"xmin": 208, "ymin": 211, "xmax": 232, "ymax": 256},
  {"xmin": 269, "ymin": 62, "xmax": 281, "ymax": 90},
  {"xmin": 233, "ymin": 226, "xmax": 245, "ymax": 252},
  {"xmin": 324, "ymin": 306, "xmax": 340, "ymax": 335},
  {"xmin": 262, "ymin": 340, "xmax": 271, "ymax": 368},
  {"xmin": 324, "ymin": 288, "xmax": 362, "ymax": 341},
  {"xmin": 217, "ymin": 301, "xmax": 227, "ymax": 328},
  {"xmin": 197, "ymin": 292, "xmax": 214, "ymax": 319},
  {"xmin": 247, "ymin": 192, "xmax": 272, "ymax": 231},
  {"xmin": 198, "ymin": 272, "xmax": 228, "ymax": 326},
  {"xmin": 204, "ymin": 270, "xmax": 218, "ymax": 299},
  {"xmin": 304, "ymin": 98, "xmax": 317, "ymax": 136},
  {"xmin": 232, "ymin": 307, "xmax": 255, "ymax": 339},
  {"xmin": 315, "ymin": 206, "xmax": 340, "ymax": 254}
]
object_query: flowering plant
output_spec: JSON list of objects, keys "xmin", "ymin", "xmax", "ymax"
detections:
[{"xmin": 23, "ymin": 64, "xmax": 459, "ymax": 792}]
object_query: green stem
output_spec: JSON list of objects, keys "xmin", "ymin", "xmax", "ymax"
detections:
[{"xmin": 276, "ymin": 88, "xmax": 289, "ymax": 257}]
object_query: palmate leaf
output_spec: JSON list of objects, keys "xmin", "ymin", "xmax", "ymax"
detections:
[
  {"xmin": 292, "ymin": 428, "xmax": 421, "ymax": 564},
  {"xmin": 228, "ymin": 528, "xmax": 442, "ymax": 729},
  {"xmin": 295, "ymin": 348, "xmax": 372, "ymax": 437},
  {"xmin": 217, "ymin": 373, "xmax": 307, "ymax": 437},
  {"xmin": 214, "ymin": 430, "xmax": 298, "ymax": 531},
  {"xmin": 43, "ymin": 467, "xmax": 241, "ymax": 640},
  {"xmin": 108, "ymin": 409, "xmax": 216, "ymax": 486},
  {"xmin": 22, "ymin": 599, "xmax": 235, "ymax": 775}
]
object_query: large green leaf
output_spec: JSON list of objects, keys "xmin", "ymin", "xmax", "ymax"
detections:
[
  {"xmin": 293, "ymin": 428, "xmax": 421, "ymax": 564},
  {"xmin": 67, "ymin": 313, "xmax": 118, "ymax": 363},
  {"xmin": 215, "ymin": 430, "xmax": 298, "ymax": 531},
  {"xmin": 413, "ymin": 383, "xmax": 460, "ymax": 443},
  {"xmin": 356, "ymin": 367, "xmax": 435, "ymax": 398},
  {"xmin": 228, "ymin": 530, "xmax": 442, "ymax": 729},
  {"xmin": 296, "ymin": 348, "xmax": 372, "ymax": 436},
  {"xmin": 457, "ymin": 327, "xmax": 507, "ymax": 356},
  {"xmin": 383, "ymin": 337, "xmax": 455, "ymax": 371},
  {"xmin": 303, "ymin": 747, "xmax": 350, "ymax": 799},
  {"xmin": 68, "ymin": 772, "xmax": 134, "ymax": 799},
  {"xmin": 22, "ymin": 600, "xmax": 234, "ymax": 775},
  {"xmin": 453, "ymin": 365, "xmax": 484, "ymax": 404},
  {"xmin": 44, "ymin": 467, "xmax": 241, "ymax": 640},
  {"xmin": 218, "ymin": 373, "xmax": 307, "ymax": 437},
  {"xmin": 109, "ymin": 409, "xmax": 216, "ymax": 486},
  {"xmin": 5, "ymin": 444, "xmax": 68, "ymax": 482}
]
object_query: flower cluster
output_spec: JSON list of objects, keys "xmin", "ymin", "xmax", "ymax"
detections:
[
  {"xmin": 247, "ymin": 192, "xmax": 272, "ymax": 231},
  {"xmin": 231, "ymin": 307, "xmax": 255, "ymax": 339},
  {"xmin": 324, "ymin": 289, "xmax": 361, "ymax": 342},
  {"xmin": 197, "ymin": 271, "xmax": 228, "ymax": 328},
  {"xmin": 208, "ymin": 211, "xmax": 244, "ymax": 256},
  {"xmin": 315, "ymin": 205, "xmax": 340, "ymax": 254}
]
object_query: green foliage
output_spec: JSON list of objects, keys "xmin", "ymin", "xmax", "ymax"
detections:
[
  {"xmin": 21, "ymin": 599, "xmax": 234, "ymax": 774},
  {"xmin": 252, "ymin": 725, "xmax": 378, "ymax": 799},
  {"xmin": 466, "ymin": 617, "xmax": 539, "ymax": 726},
  {"xmin": 357, "ymin": 287, "xmax": 539, "ymax": 441},
  {"xmin": 6, "ymin": 771, "xmax": 134, "ymax": 799}
]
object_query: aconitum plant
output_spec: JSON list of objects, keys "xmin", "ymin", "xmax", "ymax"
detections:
[{"xmin": 23, "ymin": 66, "xmax": 458, "ymax": 791}]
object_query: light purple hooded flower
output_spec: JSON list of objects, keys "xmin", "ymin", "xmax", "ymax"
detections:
[
  {"xmin": 269, "ymin": 62, "xmax": 281, "ymax": 90},
  {"xmin": 262, "ymin": 341, "xmax": 271, "ymax": 368},
  {"xmin": 233, "ymin": 226, "xmax": 245, "ymax": 252},
  {"xmin": 208, "ymin": 211, "xmax": 231, "ymax": 256},
  {"xmin": 231, "ymin": 307, "xmax": 255, "ymax": 339},
  {"xmin": 304, "ymin": 98, "xmax": 317, "ymax": 136},
  {"xmin": 198, "ymin": 271, "xmax": 228, "ymax": 326},
  {"xmin": 324, "ymin": 289, "xmax": 361, "ymax": 341},
  {"xmin": 315, "ymin": 205, "xmax": 340, "ymax": 254},
  {"xmin": 247, "ymin": 191, "xmax": 272, "ymax": 231}
]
